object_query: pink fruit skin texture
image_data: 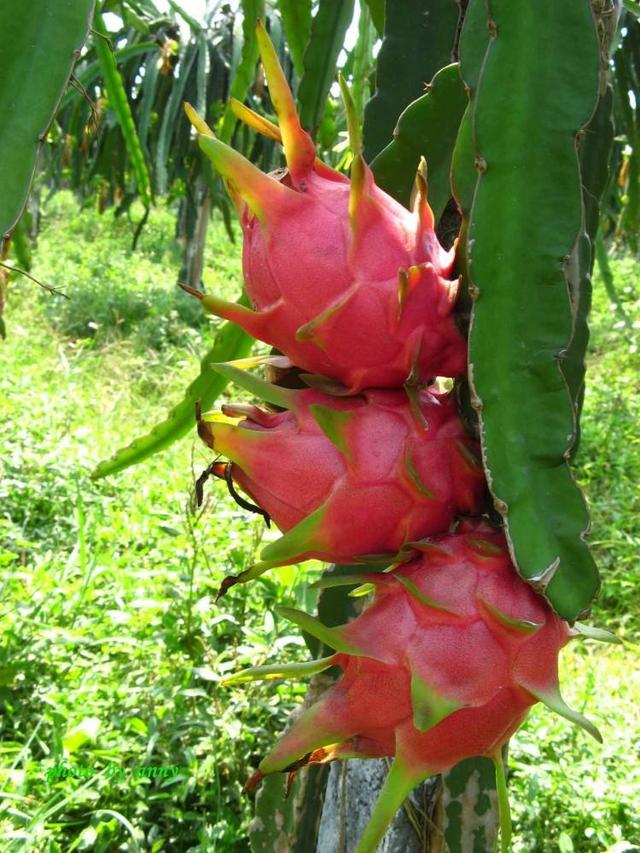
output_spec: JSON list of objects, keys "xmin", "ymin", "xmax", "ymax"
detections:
[
  {"xmin": 238, "ymin": 165, "xmax": 466, "ymax": 391},
  {"xmin": 255, "ymin": 521, "xmax": 571, "ymax": 780},
  {"xmin": 188, "ymin": 40, "xmax": 466, "ymax": 392},
  {"xmin": 202, "ymin": 387, "xmax": 485, "ymax": 565}
]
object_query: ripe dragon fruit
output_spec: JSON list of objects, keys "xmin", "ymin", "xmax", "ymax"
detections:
[
  {"xmin": 182, "ymin": 23, "xmax": 466, "ymax": 392},
  {"xmin": 225, "ymin": 521, "xmax": 601, "ymax": 853},
  {"xmin": 197, "ymin": 363, "xmax": 485, "ymax": 593}
]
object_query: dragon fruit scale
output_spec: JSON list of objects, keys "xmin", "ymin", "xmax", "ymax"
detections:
[
  {"xmin": 198, "ymin": 363, "xmax": 485, "ymax": 592},
  {"xmin": 226, "ymin": 522, "xmax": 601, "ymax": 853},
  {"xmin": 183, "ymin": 23, "xmax": 466, "ymax": 392}
]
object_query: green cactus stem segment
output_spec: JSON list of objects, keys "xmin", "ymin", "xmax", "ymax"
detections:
[
  {"xmin": 370, "ymin": 64, "xmax": 467, "ymax": 219},
  {"xmin": 221, "ymin": 655, "xmax": 337, "ymax": 685},
  {"xmin": 456, "ymin": 0, "xmax": 601, "ymax": 619}
]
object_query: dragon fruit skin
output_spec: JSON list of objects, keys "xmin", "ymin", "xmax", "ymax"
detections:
[
  {"xmin": 229, "ymin": 522, "xmax": 601, "ymax": 853},
  {"xmin": 183, "ymin": 25, "xmax": 466, "ymax": 392},
  {"xmin": 198, "ymin": 369, "xmax": 485, "ymax": 581}
]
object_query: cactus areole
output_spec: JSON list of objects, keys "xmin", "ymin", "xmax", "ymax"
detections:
[{"xmin": 182, "ymin": 18, "xmax": 605, "ymax": 853}]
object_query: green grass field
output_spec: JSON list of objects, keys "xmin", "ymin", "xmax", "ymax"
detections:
[{"xmin": 0, "ymin": 193, "xmax": 638, "ymax": 851}]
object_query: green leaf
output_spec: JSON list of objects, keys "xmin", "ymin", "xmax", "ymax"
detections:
[
  {"xmin": 370, "ymin": 63, "xmax": 467, "ymax": 218},
  {"xmin": 298, "ymin": 0, "xmax": 356, "ymax": 134},
  {"xmin": 167, "ymin": 0, "xmax": 201, "ymax": 31},
  {"xmin": 613, "ymin": 26, "xmax": 640, "ymax": 253},
  {"xmin": 455, "ymin": 0, "xmax": 601, "ymax": 620},
  {"xmin": 57, "ymin": 42, "xmax": 157, "ymax": 114},
  {"xmin": 219, "ymin": 0, "xmax": 265, "ymax": 143},
  {"xmin": 93, "ymin": 12, "xmax": 152, "ymax": 208},
  {"xmin": 277, "ymin": 0, "xmax": 312, "ymax": 78},
  {"xmin": 361, "ymin": 0, "xmax": 385, "ymax": 37},
  {"xmin": 565, "ymin": 84, "xmax": 615, "ymax": 455},
  {"xmin": 155, "ymin": 41, "xmax": 197, "ymax": 194},
  {"xmin": 0, "ymin": 0, "xmax": 95, "ymax": 238},
  {"xmin": 363, "ymin": 0, "xmax": 460, "ymax": 163},
  {"xmin": 92, "ymin": 309, "xmax": 253, "ymax": 479},
  {"xmin": 137, "ymin": 49, "xmax": 162, "ymax": 157},
  {"xmin": 63, "ymin": 717, "xmax": 101, "ymax": 754}
]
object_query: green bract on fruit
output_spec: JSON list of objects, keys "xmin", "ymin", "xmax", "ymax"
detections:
[
  {"xmin": 197, "ymin": 364, "xmax": 485, "ymax": 594},
  {"xmin": 226, "ymin": 521, "xmax": 601, "ymax": 853},
  {"xmin": 182, "ymin": 23, "xmax": 466, "ymax": 393}
]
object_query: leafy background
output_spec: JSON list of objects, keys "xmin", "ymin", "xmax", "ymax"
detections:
[{"xmin": 1, "ymin": 0, "xmax": 640, "ymax": 850}]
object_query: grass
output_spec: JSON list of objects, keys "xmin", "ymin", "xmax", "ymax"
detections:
[{"xmin": 0, "ymin": 192, "xmax": 638, "ymax": 851}]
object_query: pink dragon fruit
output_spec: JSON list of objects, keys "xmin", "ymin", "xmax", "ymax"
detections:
[
  {"xmin": 226, "ymin": 521, "xmax": 601, "ymax": 853},
  {"xmin": 183, "ymin": 23, "xmax": 465, "ymax": 392},
  {"xmin": 197, "ymin": 363, "xmax": 484, "ymax": 592}
]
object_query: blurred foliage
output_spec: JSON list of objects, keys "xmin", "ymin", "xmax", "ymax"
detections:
[{"xmin": 604, "ymin": 7, "xmax": 640, "ymax": 254}]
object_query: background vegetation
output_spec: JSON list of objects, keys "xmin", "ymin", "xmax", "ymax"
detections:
[{"xmin": 0, "ymin": 193, "xmax": 638, "ymax": 851}]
